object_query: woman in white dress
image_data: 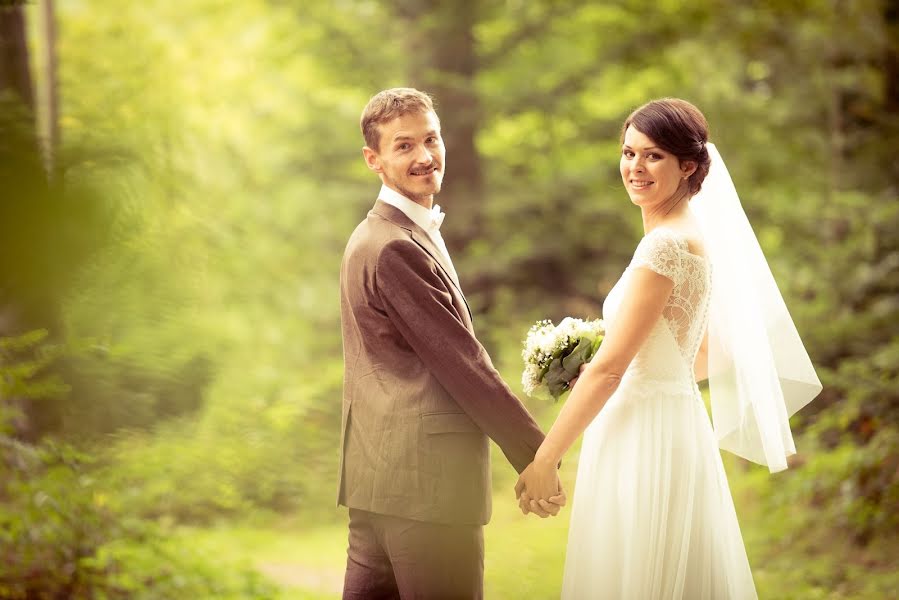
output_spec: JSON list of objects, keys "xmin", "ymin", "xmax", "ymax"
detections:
[{"xmin": 516, "ymin": 99, "xmax": 821, "ymax": 599}]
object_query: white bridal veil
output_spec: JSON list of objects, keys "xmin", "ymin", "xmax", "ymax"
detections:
[{"xmin": 690, "ymin": 144, "xmax": 823, "ymax": 473}]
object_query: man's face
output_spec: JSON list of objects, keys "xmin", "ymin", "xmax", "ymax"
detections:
[{"xmin": 363, "ymin": 111, "xmax": 445, "ymax": 207}]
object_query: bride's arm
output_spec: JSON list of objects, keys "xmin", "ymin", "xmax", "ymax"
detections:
[{"xmin": 520, "ymin": 268, "xmax": 674, "ymax": 500}]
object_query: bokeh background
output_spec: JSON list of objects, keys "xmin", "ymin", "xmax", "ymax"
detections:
[{"xmin": 1, "ymin": 0, "xmax": 897, "ymax": 598}]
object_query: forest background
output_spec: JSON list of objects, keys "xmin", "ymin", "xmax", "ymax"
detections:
[{"xmin": 1, "ymin": 1, "xmax": 897, "ymax": 598}]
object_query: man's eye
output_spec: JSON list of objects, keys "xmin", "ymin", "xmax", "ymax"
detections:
[{"xmin": 398, "ymin": 143, "xmax": 410, "ymax": 151}]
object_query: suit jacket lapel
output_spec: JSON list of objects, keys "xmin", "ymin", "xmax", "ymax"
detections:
[{"xmin": 371, "ymin": 200, "xmax": 473, "ymax": 324}]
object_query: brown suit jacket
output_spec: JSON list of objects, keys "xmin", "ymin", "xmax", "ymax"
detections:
[{"xmin": 338, "ymin": 200, "xmax": 545, "ymax": 525}]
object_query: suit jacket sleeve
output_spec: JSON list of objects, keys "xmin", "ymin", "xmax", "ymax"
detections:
[{"xmin": 375, "ymin": 238, "xmax": 544, "ymax": 473}]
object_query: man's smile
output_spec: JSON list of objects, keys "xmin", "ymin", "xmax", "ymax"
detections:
[{"xmin": 410, "ymin": 165, "xmax": 438, "ymax": 176}]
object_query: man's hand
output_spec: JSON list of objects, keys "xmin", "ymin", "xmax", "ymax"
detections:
[
  {"xmin": 515, "ymin": 462, "xmax": 566, "ymax": 518},
  {"xmin": 518, "ymin": 489, "xmax": 567, "ymax": 517}
]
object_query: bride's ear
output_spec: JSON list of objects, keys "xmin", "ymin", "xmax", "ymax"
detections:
[{"xmin": 680, "ymin": 160, "xmax": 698, "ymax": 179}]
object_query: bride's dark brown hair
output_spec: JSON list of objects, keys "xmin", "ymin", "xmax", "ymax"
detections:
[{"xmin": 621, "ymin": 98, "xmax": 711, "ymax": 195}]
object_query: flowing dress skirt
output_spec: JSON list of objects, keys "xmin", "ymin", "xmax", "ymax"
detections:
[{"xmin": 561, "ymin": 378, "xmax": 758, "ymax": 599}]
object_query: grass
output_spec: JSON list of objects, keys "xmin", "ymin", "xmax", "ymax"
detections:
[
  {"xmin": 177, "ymin": 516, "xmax": 347, "ymax": 599},
  {"xmin": 174, "ymin": 403, "xmax": 897, "ymax": 598},
  {"xmin": 178, "ymin": 440, "xmax": 899, "ymax": 599}
]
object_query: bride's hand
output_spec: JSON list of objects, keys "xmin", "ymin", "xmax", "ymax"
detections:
[
  {"xmin": 524, "ymin": 487, "xmax": 567, "ymax": 518},
  {"xmin": 567, "ymin": 363, "xmax": 589, "ymax": 391},
  {"xmin": 515, "ymin": 462, "xmax": 566, "ymax": 518}
]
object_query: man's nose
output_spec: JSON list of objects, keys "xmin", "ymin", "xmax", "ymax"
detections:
[{"xmin": 413, "ymin": 144, "xmax": 432, "ymax": 164}]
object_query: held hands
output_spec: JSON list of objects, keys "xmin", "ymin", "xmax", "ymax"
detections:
[
  {"xmin": 515, "ymin": 463, "xmax": 566, "ymax": 518},
  {"xmin": 515, "ymin": 461, "xmax": 566, "ymax": 518},
  {"xmin": 513, "ymin": 363, "xmax": 585, "ymax": 518}
]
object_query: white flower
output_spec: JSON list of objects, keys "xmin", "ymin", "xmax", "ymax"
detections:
[{"xmin": 520, "ymin": 317, "xmax": 606, "ymax": 399}]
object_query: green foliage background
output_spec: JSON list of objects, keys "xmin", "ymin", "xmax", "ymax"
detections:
[{"xmin": 0, "ymin": 0, "xmax": 896, "ymax": 597}]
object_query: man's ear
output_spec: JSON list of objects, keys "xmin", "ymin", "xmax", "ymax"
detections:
[{"xmin": 362, "ymin": 146, "xmax": 382, "ymax": 174}]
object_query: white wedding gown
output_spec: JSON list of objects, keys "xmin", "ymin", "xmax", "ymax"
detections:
[{"xmin": 562, "ymin": 227, "xmax": 757, "ymax": 599}]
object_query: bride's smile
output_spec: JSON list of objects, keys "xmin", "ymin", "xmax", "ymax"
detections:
[{"xmin": 620, "ymin": 126, "xmax": 694, "ymax": 209}]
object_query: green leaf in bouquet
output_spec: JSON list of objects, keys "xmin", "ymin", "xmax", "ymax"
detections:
[
  {"xmin": 538, "ymin": 343, "xmax": 572, "ymax": 380},
  {"xmin": 546, "ymin": 335, "xmax": 605, "ymax": 401},
  {"xmin": 544, "ymin": 359, "xmax": 570, "ymax": 400},
  {"xmin": 538, "ymin": 360, "xmax": 553, "ymax": 380},
  {"xmin": 584, "ymin": 334, "xmax": 603, "ymax": 364},
  {"xmin": 561, "ymin": 337, "xmax": 594, "ymax": 379}
]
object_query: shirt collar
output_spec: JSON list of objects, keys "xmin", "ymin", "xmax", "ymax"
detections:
[{"xmin": 378, "ymin": 184, "xmax": 443, "ymax": 232}]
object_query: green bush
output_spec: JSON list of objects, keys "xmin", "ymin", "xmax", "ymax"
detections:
[
  {"xmin": 98, "ymin": 367, "xmax": 343, "ymax": 525},
  {"xmin": 0, "ymin": 439, "xmax": 276, "ymax": 599}
]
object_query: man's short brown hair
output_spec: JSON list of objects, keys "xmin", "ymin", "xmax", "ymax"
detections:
[{"xmin": 360, "ymin": 88, "xmax": 437, "ymax": 152}]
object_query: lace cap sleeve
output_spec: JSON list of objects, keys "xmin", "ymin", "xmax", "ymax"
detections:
[{"xmin": 630, "ymin": 228, "xmax": 685, "ymax": 284}]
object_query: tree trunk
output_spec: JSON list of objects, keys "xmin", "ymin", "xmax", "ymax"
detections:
[
  {"xmin": 0, "ymin": 4, "xmax": 35, "ymax": 113},
  {"xmin": 0, "ymin": 5, "xmax": 40, "ymax": 441},
  {"xmin": 884, "ymin": 0, "xmax": 899, "ymax": 184},
  {"xmin": 40, "ymin": 0, "xmax": 59, "ymax": 176},
  {"xmin": 0, "ymin": 3, "xmax": 39, "ymax": 337},
  {"xmin": 392, "ymin": 0, "xmax": 485, "ymax": 253},
  {"xmin": 827, "ymin": 0, "xmax": 846, "ymax": 195}
]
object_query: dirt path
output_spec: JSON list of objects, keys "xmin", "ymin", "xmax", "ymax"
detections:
[{"xmin": 257, "ymin": 562, "xmax": 343, "ymax": 596}]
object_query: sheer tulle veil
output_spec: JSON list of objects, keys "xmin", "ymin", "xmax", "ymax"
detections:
[{"xmin": 690, "ymin": 143, "xmax": 823, "ymax": 473}]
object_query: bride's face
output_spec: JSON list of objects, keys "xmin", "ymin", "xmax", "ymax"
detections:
[{"xmin": 620, "ymin": 126, "xmax": 690, "ymax": 207}]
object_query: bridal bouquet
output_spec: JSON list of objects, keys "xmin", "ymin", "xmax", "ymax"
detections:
[{"xmin": 521, "ymin": 317, "xmax": 605, "ymax": 401}]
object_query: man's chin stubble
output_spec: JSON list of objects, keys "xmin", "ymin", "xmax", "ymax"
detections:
[{"xmin": 399, "ymin": 183, "xmax": 440, "ymax": 203}]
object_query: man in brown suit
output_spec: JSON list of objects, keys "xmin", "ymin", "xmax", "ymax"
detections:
[{"xmin": 339, "ymin": 88, "xmax": 564, "ymax": 599}]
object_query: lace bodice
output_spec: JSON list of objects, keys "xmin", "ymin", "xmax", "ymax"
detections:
[{"xmin": 603, "ymin": 227, "xmax": 711, "ymax": 383}]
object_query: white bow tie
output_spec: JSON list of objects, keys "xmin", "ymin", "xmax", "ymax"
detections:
[{"xmin": 429, "ymin": 204, "xmax": 445, "ymax": 231}]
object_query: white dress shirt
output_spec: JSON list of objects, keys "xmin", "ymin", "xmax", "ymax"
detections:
[{"xmin": 377, "ymin": 185, "xmax": 456, "ymax": 275}]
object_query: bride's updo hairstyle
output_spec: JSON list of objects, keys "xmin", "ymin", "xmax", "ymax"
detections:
[{"xmin": 621, "ymin": 98, "xmax": 711, "ymax": 196}]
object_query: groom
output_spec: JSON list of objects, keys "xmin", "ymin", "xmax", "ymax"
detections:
[{"xmin": 338, "ymin": 88, "xmax": 563, "ymax": 599}]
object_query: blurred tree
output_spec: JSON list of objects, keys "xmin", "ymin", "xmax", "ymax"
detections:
[
  {"xmin": 0, "ymin": 1, "xmax": 211, "ymax": 439},
  {"xmin": 0, "ymin": 3, "xmax": 35, "ymax": 112},
  {"xmin": 38, "ymin": 0, "xmax": 59, "ymax": 174},
  {"xmin": 387, "ymin": 0, "xmax": 486, "ymax": 248},
  {"xmin": 464, "ymin": 1, "xmax": 718, "ymax": 318}
]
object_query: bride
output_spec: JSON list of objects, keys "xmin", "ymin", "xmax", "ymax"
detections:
[{"xmin": 516, "ymin": 98, "xmax": 822, "ymax": 599}]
